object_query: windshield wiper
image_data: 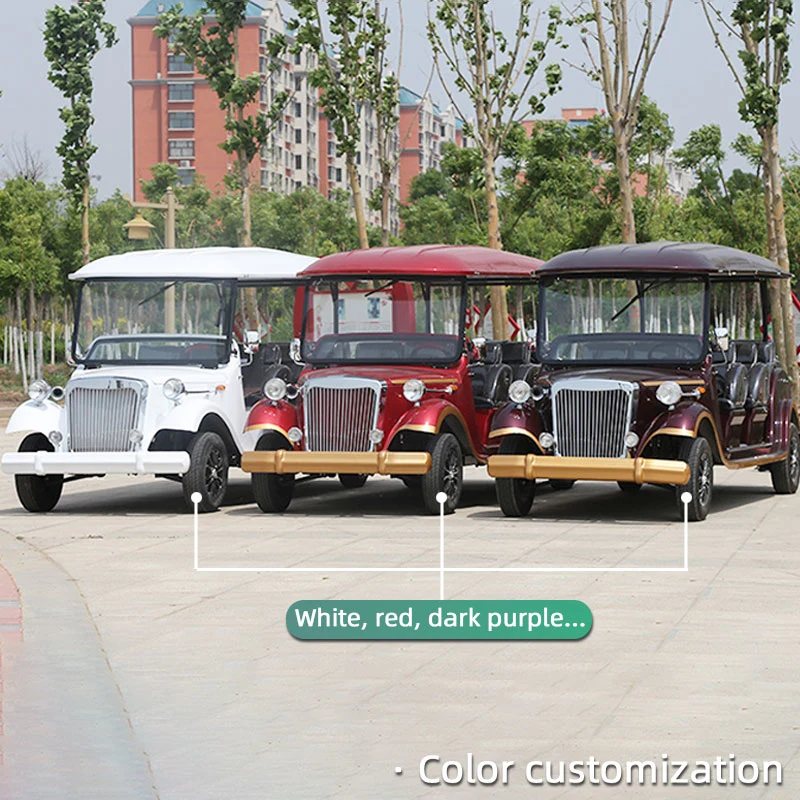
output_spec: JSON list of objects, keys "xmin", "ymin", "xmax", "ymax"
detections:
[
  {"xmin": 138, "ymin": 281, "xmax": 177, "ymax": 306},
  {"xmin": 610, "ymin": 278, "xmax": 674, "ymax": 322},
  {"xmin": 366, "ymin": 280, "xmax": 397, "ymax": 297}
]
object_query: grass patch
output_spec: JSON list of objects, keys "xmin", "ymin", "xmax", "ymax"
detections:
[{"xmin": 0, "ymin": 364, "xmax": 73, "ymax": 403}]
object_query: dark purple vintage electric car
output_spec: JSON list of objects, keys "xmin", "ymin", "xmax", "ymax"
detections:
[{"xmin": 487, "ymin": 242, "xmax": 799, "ymax": 521}]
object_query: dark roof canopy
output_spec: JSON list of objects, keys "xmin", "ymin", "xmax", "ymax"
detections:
[
  {"xmin": 301, "ymin": 245, "xmax": 543, "ymax": 280},
  {"xmin": 540, "ymin": 242, "xmax": 790, "ymax": 278}
]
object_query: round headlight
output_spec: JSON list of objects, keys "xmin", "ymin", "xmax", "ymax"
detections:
[
  {"xmin": 540, "ymin": 432, "xmax": 555, "ymax": 450},
  {"xmin": 129, "ymin": 429, "xmax": 144, "ymax": 445},
  {"xmin": 403, "ymin": 379, "xmax": 426, "ymax": 403},
  {"xmin": 163, "ymin": 378, "xmax": 185, "ymax": 401},
  {"xmin": 28, "ymin": 379, "xmax": 50, "ymax": 403},
  {"xmin": 48, "ymin": 430, "xmax": 63, "ymax": 446},
  {"xmin": 264, "ymin": 377, "xmax": 287, "ymax": 402},
  {"xmin": 287, "ymin": 426, "xmax": 303, "ymax": 443},
  {"xmin": 655, "ymin": 381, "xmax": 682, "ymax": 407},
  {"xmin": 531, "ymin": 383, "xmax": 548, "ymax": 402},
  {"xmin": 508, "ymin": 380, "xmax": 532, "ymax": 404},
  {"xmin": 369, "ymin": 428, "xmax": 385, "ymax": 444},
  {"xmin": 624, "ymin": 431, "xmax": 640, "ymax": 449}
]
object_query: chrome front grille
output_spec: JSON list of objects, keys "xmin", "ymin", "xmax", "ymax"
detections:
[
  {"xmin": 303, "ymin": 377, "xmax": 381, "ymax": 452},
  {"xmin": 552, "ymin": 379, "xmax": 635, "ymax": 458},
  {"xmin": 66, "ymin": 378, "xmax": 145, "ymax": 452}
]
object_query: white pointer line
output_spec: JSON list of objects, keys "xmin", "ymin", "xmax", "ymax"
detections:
[{"xmin": 192, "ymin": 494, "xmax": 692, "ymax": 576}]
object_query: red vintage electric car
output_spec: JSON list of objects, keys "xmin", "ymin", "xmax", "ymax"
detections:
[
  {"xmin": 487, "ymin": 242, "xmax": 799, "ymax": 521},
  {"xmin": 241, "ymin": 245, "xmax": 542, "ymax": 514}
]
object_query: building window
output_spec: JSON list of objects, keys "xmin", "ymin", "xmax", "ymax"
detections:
[
  {"xmin": 261, "ymin": 169, "xmax": 269, "ymax": 187},
  {"xmin": 294, "ymin": 102, "xmax": 302, "ymax": 117},
  {"xmin": 336, "ymin": 168, "xmax": 342, "ymax": 183},
  {"xmin": 295, "ymin": 76, "xmax": 303, "ymax": 91},
  {"xmin": 259, "ymin": 27, "xmax": 267, "ymax": 45},
  {"xmin": 168, "ymin": 111, "xmax": 195, "ymax": 130},
  {"xmin": 167, "ymin": 53, "xmax": 192, "ymax": 73},
  {"xmin": 168, "ymin": 82, "xmax": 194, "ymax": 101},
  {"xmin": 176, "ymin": 167, "xmax": 195, "ymax": 186},
  {"xmin": 295, "ymin": 155, "xmax": 302, "ymax": 170},
  {"xmin": 295, "ymin": 181, "xmax": 302, "ymax": 192},
  {"xmin": 294, "ymin": 128, "xmax": 302, "ymax": 144},
  {"xmin": 168, "ymin": 139, "xmax": 195, "ymax": 159},
  {"xmin": 294, "ymin": 50, "xmax": 302, "ymax": 65},
  {"xmin": 327, "ymin": 141, "xmax": 335, "ymax": 156},
  {"xmin": 328, "ymin": 166, "xmax": 334, "ymax": 180}
]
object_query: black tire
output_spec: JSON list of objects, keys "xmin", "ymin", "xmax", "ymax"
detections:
[
  {"xmin": 421, "ymin": 433, "xmax": 463, "ymax": 515},
  {"xmin": 618, "ymin": 481, "xmax": 642, "ymax": 493},
  {"xmin": 496, "ymin": 436, "xmax": 536, "ymax": 518},
  {"xmin": 549, "ymin": 479, "xmax": 575, "ymax": 491},
  {"xmin": 182, "ymin": 432, "xmax": 229, "ymax": 513},
  {"xmin": 252, "ymin": 432, "xmax": 295, "ymax": 513},
  {"xmin": 676, "ymin": 437, "xmax": 713, "ymax": 522},
  {"xmin": 770, "ymin": 422, "xmax": 800, "ymax": 494},
  {"xmin": 15, "ymin": 433, "xmax": 63, "ymax": 513},
  {"xmin": 338, "ymin": 473, "xmax": 368, "ymax": 489}
]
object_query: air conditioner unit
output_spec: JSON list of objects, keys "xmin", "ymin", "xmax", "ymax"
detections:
[{"xmin": 180, "ymin": 160, "xmax": 191, "ymax": 168}]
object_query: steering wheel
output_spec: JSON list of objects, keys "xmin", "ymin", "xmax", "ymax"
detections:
[
  {"xmin": 411, "ymin": 343, "xmax": 449, "ymax": 358},
  {"xmin": 185, "ymin": 343, "xmax": 215, "ymax": 358},
  {"xmin": 647, "ymin": 341, "xmax": 698, "ymax": 360}
]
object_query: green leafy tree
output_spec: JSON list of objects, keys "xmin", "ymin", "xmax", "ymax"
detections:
[
  {"xmin": 156, "ymin": 1, "xmax": 289, "ymax": 248},
  {"xmin": 700, "ymin": 0, "xmax": 798, "ymax": 390},
  {"xmin": 44, "ymin": 0, "xmax": 117, "ymax": 265},
  {"xmin": 290, "ymin": 0, "xmax": 391, "ymax": 249},
  {"xmin": 427, "ymin": 0, "xmax": 564, "ymax": 335}
]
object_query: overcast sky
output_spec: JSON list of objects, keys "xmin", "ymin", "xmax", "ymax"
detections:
[{"xmin": 0, "ymin": 0, "xmax": 797, "ymax": 198}]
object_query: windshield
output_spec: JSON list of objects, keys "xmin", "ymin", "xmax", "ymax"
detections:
[
  {"xmin": 539, "ymin": 276, "xmax": 707, "ymax": 364},
  {"xmin": 76, "ymin": 279, "xmax": 234, "ymax": 365},
  {"xmin": 301, "ymin": 279, "xmax": 464, "ymax": 365}
]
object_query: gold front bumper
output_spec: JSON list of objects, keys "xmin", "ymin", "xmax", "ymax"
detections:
[
  {"xmin": 241, "ymin": 450, "xmax": 432, "ymax": 476},
  {"xmin": 487, "ymin": 455, "xmax": 690, "ymax": 485}
]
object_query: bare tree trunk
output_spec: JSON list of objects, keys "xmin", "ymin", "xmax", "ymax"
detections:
[
  {"xmin": 615, "ymin": 127, "xmax": 636, "ymax": 244},
  {"xmin": 27, "ymin": 283, "xmax": 35, "ymax": 379},
  {"xmin": 346, "ymin": 153, "xmax": 370, "ymax": 249},
  {"xmin": 82, "ymin": 182, "xmax": 91, "ymax": 266},
  {"xmin": 763, "ymin": 124, "xmax": 799, "ymax": 396},
  {"xmin": 482, "ymin": 154, "xmax": 509, "ymax": 340},
  {"xmin": 380, "ymin": 165, "xmax": 392, "ymax": 247},
  {"xmin": 17, "ymin": 289, "xmax": 27, "ymax": 392}
]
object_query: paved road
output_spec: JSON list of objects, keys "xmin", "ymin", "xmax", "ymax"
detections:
[{"xmin": 0, "ymin": 423, "xmax": 799, "ymax": 798}]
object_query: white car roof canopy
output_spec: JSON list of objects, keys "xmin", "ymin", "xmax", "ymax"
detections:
[{"xmin": 70, "ymin": 247, "xmax": 317, "ymax": 282}]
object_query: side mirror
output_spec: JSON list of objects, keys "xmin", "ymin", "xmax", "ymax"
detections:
[
  {"xmin": 715, "ymin": 327, "xmax": 730, "ymax": 352},
  {"xmin": 289, "ymin": 338, "xmax": 302, "ymax": 364},
  {"xmin": 245, "ymin": 330, "xmax": 259, "ymax": 349}
]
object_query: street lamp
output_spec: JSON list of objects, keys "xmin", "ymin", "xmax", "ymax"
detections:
[{"xmin": 124, "ymin": 186, "xmax": 185, "ymax": 332}]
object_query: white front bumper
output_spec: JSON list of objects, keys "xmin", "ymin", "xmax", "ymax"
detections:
[{"xmin": 1, "ymin": 451, "xmax": 191, "ymax": 476}]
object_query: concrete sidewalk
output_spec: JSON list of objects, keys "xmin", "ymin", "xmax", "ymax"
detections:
[{"xmin": 0, "ymin": 424, "xmax": 798, "ymax": 798}]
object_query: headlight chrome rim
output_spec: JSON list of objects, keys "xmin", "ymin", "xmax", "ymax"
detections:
[
  {"xmin": 163, "ymin": 378, "xmax": 185, "ymax": 401},
  {"xmin": 287, "ymin": 426, "xmax": 303, "ymax": 444},
  {"xmin": 28, "ymin": 379, "xmax": 50, "ymax": 404},
  {"xmin": 403, "ymin": 379, "xmax": 426, "ymax": 403},
  {"xmin": 508, "ymin": 380, "xmax": 532, "ymax": 405},
  {"xmin": 264, "ymin": 377, "xmax": 288, "ymax": 402},
  {"xmin": 624, "ymin": 431, "xmax": 640, "ymax": 449},
  {"xmin": 655, "ymin": 380, "xmax": 682, "ymax": 407}
]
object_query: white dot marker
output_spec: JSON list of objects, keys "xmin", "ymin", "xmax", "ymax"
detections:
[
  {"xmin": 435, "ymin": 491, "xmax": 448, "ymax": 505},
  {"xmin": 681, "ymin": 491, "xmax": 692, "ymax": 505},
  {"xmin": 395, "ymin": 767, "xmax": 403, "ymax": 775},
  {"xmin": 191, "ymin": 491, "xmax": 203, "ymax": 505}
]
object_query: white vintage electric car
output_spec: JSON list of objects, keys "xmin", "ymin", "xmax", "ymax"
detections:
[{"xmin": 2, "ymin": 247, "xmax": 315, "ymax": 512}]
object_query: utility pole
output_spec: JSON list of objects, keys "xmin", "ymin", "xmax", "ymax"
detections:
[{"xmin": 124, "ymin": 186, "xmax": 184, "ymax": 332}]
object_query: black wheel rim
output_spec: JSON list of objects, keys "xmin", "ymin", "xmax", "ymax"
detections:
[
  {"xmin": 442, "ymin": 446, "xmax": 461, "ymax": 504},
  {"xmin": 696, "ymin": 453, "xmax": 712, "ymax": 507},
  {"xmin": 790, "ymin": 434, "xmax": 800, "ymax": 485},
  {"xmin": 205, "ymin": 446, "xmax": 226, "ymax": 500}
]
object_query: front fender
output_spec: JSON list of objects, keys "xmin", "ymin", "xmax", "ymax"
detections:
[
  {"xmin": 488, "ymin": 402, "xmax": 545, "ymax": 447},
  {"xmin": 640, "ymin": 401, "xmax": 716, "ymax": 454},
  {"xmin": 5, "ymin": 400, "xmax": 63, "ymax": 436},
  {"xmin": 244, "ymin": 399, "xmax": 300, "ymax": 440}
]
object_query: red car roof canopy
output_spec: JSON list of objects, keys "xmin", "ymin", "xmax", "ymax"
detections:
[{"xmin": 299, "ymin": 245, "xmax": 543, "ymax": 280}]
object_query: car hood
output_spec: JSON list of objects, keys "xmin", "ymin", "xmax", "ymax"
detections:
[
  {"xmin": 66, "ymin": 364, "xmax": 229, "ymax": 388},
  {"xmin": 299, "ymin": 364, "xmax": 460, "ymax": 385},
  {"xmin": 541, "ymin": 365, "xmax": 704, "ymax": 385}
]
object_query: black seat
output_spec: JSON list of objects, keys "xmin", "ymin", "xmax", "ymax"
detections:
[
  {"xmin": 470, "ymin": 342, "xmax": 513, "ymax": 407},
  {"xmin": 712, "ymin": 344, "xmax": 749, "ymax": 411},
  {"xmin": 746, "ymin": 340, "xmax": 776, "ymax": 410}
]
